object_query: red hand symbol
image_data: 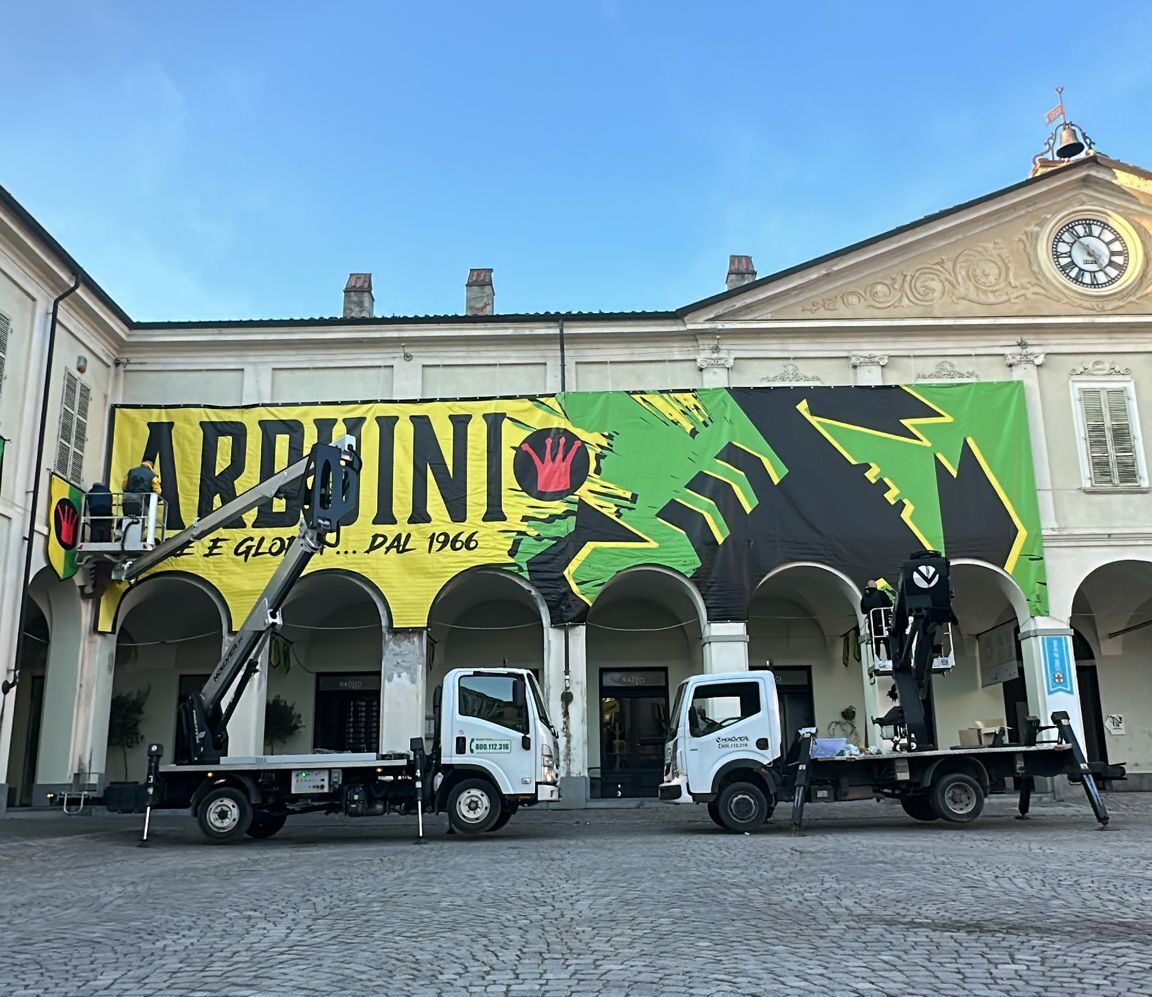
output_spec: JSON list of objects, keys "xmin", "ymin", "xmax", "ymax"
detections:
[{"xmin": 55, "ymin": 502, "xmax": 79, "ymax": 547}]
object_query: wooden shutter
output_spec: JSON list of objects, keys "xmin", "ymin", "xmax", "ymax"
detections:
[
  {"xmin": 1080, "ymin": 386, "xmax": 1141, "ymax": 487},
  {"xmin": 55, "ymin": 370, "xmax": 89, "ymax": 483},
  {"xmin": 0, "ymin": 310, "xmax": 9, "ymax": 405}
]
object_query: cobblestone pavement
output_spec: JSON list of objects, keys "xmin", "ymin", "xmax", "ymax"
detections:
[{"xmin": 1, "ymin": 793, "xmax": 1150, "ymax": 997}]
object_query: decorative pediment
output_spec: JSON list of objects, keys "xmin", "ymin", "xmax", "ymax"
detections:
[{"xmin": 690, "ymin": 159, "xmax": 1152, "ymax": 323}]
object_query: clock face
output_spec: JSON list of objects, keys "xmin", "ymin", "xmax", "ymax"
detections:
[{"xmin": 1050, "ymin": 218, "xmax": 1129, "ymax": 289}]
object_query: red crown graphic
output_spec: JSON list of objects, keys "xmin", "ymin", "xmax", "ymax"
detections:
[{"xmin": 519, "ymin": 435, "xmax": 584, "ymax": 492}]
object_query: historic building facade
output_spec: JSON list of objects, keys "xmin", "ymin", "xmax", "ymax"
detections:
[{"xmin": 1, "ymin": 148, "xmax": 1150, "ymax": 810}]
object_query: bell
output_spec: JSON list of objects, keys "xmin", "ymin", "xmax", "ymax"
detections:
[{"xmin": 1056, "ymin": 124, "xmax": 1085, "ymax": 159}]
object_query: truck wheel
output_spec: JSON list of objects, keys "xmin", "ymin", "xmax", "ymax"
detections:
[
  {"xmin": 930, "ymin": 772, "xmax": 984, "ymax": 823},
  {"xmin": 716, "ymin": 782, "xmax": 769, "ymax": 833},
  {"xmin": 447, "ymin": 778, "xmax": 502, "ymax": 834},
  {"xmin": 488, "ymin": 802, "xmax": 518, "ymax": 832},
  {"xmin": 900, "ymin": 795, "xmax": 938, "ymax": 822},
  {"xmin": 196, "ymin": 786, "xmax": 253, "ymax": 842},
  {"xmin": 246, "ymin": 811, "xmax": 287, "ymax": 839}
]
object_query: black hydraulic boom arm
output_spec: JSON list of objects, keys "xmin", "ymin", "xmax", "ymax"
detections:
[{"xmin": 885, "ymin": 550, "xmax": 956, "ymax": 751}]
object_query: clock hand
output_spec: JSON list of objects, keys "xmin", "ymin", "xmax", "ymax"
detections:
[{"xmin": 1076, "ymin": 239, "xmax": 1106, "ymax": 267}]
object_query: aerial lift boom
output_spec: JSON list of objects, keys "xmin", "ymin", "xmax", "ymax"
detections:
[{"xmin": 82, "ymin": 436, "xmax": 360, "ymax": 765}]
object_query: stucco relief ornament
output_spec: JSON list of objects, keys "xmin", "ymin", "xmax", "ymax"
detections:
[
  {"xmin": 1069, "ymin": 359, "xmax": 1131, "ymax": 377},
  {"xmin": 697, "ymin": 339, "xmax": 734, "ymax": 369},
  {"xmin": 916, "ymin": 360, "xmax": 977, "ymax": 381},
  {"xmin": 850, "ymin": 354, "xmax": 888, "ymax": 368},
  {"xmin": 803, "ymin": 241, "xmax": 1041, "ymax": 313},
  {"xmin": 761, "ymin": 362, "xmax": 822, "ymax": 383},
  {"xmin": 1004, "ymin": 339, "xmax": 1046, "ymax": 367}
]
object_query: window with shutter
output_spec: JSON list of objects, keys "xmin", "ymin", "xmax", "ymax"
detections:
[
  {"xmin": 54, "ymin": 370, "xmax": 90, "ymax": 483},
  {"xmin": 1076, "ymin": 384, "xmax": 1146, "ymax": 488}
]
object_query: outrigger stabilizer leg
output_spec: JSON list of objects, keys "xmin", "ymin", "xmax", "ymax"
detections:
[
  {"xmin": 1015, "ymin": 716, "xmax": 1041, "ymax": 820},
  {"xmin": 1052, "ymin": 710, "xmax": 1109, "ymax": 828},
  {"xmin": 138, "ymin": 742, "xmax": 163, "ymax": 847},
  {"xmin": 790, "ymin": 730, "xmax": 814, "ymax": 833}
]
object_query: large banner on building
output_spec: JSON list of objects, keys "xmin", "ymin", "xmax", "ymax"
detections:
[{"xmin": 99, "ymin": 383, "xmax": 1046, "ymax": 631}]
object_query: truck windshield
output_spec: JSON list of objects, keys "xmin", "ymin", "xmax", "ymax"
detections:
[
  {"xmin": 668, "ymin": 681, "xmax": 687, "ymax": 741},
  {"xmin": 527, "ymin": 672, "xmax": 557, "ymax": 736}
]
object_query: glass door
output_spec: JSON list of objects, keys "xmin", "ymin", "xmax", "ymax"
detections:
[{"xmin": 599, "ymin": 669, "xmax": 667, "ymax": 798}]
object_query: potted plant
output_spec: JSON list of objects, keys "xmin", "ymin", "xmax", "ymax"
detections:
[
  {"xmin": 265, "ymin": 695, "xmax": 303, "ymax": 754},
  {"xmin": 104, "ymin": 687, "xmax": 149, "ymax": 812}
]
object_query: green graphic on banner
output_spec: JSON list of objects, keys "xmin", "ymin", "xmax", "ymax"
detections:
[{"xmin": 101, "ymin": 382, "xmax": 1046, "ymax": 630}]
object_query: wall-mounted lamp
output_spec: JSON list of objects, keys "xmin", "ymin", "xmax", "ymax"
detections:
[
  {"xmin": 76, "ymin": 355, "xmax": 88, "ymax": 374},
  {"xmin": 401, "ymin": 344, "xmax": 413, "ymax": 362}
]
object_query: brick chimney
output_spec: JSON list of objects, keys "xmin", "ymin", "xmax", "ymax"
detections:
[
  {"xmin": 726, "ymin": 255, "xmax": 757, "ymax": 290},
  {"xmin": 465, "ymin": 268, "xmax": 494, "ymax": 316},
  {"xmin": 343, "ymin": 273, "xmax": 374, "ymax": 318}
]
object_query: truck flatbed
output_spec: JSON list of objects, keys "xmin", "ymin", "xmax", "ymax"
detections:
[{"xmin": 161, "ymin": 752, "xmax": 411, "ymax": 774}]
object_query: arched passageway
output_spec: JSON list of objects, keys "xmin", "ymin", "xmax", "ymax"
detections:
[
  {"xmin": 271, "ymin": 572, "xmax": 387, "ymax": 754},
  {"xmin": 586, "ymin": 568, "xmax": 704, "ymax": 799},
  {"xmin": 111, "ymin": 577, "xmax": 225, "ymax": 780},
  {"xmin": 426, "ymin": 570, "xmax": 547, "ymax": 704},
  {"xmin": 1070, "ymin": 559, "xmax": 1152, "ymax": 785},
  {"xmin": 5, "ymin": 599, "xmax": 50, "ymax": 807},
  {"xmin": 747, "ymin": 564, "xmax": 864, "ymax": 749},
  {"xmin": 937, "ymin": 561, "xmax": 1029, "ymax": 748}
]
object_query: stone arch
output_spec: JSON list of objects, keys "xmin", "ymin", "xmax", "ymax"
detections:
[
  {"xmin": 426, "ymin": 567, "xmax": 549, "ymax": 697},
  {"xmin": 748, "ymin": 562, "xmax": 866, "ymax": 747},
  {"xmin": 1068, "ymin": 559, "xmax": 1152, "ymax": 781},
  {"xmin": 111, "ymin": 574, "xmax": 226, "ymax": 781},
  {"xmin": 270, "ymin": 569, "xmax": 390, "ymax": 755},
  {"xmin": 936, "ymin": 559, "xmax": 1031, "ymax": 748}
]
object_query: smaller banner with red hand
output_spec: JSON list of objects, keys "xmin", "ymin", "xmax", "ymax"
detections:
[{"xmin": 48, "ymin": 473, "xmax": 84, "ymax": 580}]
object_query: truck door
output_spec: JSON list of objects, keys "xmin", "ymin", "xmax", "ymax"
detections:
[
  {"xmin": 686, "ymin": 678, "xmax": 777, "ymax": 794},
  {"xmin": 449, "ymin": 672, "xmax": 537, "ymax": 795}
]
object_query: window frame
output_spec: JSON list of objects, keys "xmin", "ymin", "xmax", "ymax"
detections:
[{"xmin": 1070, "ymin": 379, "xmax": 1148, "ymax": 491}]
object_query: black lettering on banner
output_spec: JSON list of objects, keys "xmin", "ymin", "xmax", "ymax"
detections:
[
  {"xmin": 140, "ymin": 421, "xmax": 186, "ymax": 530},
  {"xmin": 312, "ymin": 416, "xmax": 365, "ymax": 526},
  {"xmin": 409, "ymin": 414, "xmax": 470, "ymax": 524},
  {"xmin": 252, "ymin": 419, "xmax": 305, "ymax": 528},
  {"xmin": 198, "ymin": 422, "xmax": 248, "ymax": 527},
  {"xmin": 482, "ymin": 411, "xmax": 507, "ymax": 522},
  {"xmin": 203, "ymin": 537, "xmax": 226, "ymax": 558},
  {"xmin": 373, "ymin": 415, "xmax": 398, "ymax": 525}
]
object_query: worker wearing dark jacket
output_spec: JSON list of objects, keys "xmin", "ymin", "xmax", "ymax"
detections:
[
  {"xmin": 860, "ymin": 580, "xmax": 891, "ymax": 614},
  {"xmin": 86, "ymin": 482, "xmax": 113, "ymax": 542},
  {"xmin": 122, "ymin": 459, "xmax": 162, "ymax": 517}
]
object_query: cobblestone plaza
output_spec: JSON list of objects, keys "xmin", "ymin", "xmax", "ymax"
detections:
[{"xmin": 2, "ymin": 796, "xmax": 1149, "ymax": 997}]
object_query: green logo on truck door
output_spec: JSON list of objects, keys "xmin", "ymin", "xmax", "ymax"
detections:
[{"xmin": 469, "ymin": 738, "xmax": 512, "ymax": 754}]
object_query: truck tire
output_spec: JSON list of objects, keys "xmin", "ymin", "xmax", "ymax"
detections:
[
  {"xmin": 246, "ymin": 811, "xmax": 287, "ymax": 839},
  {"xmin": 715, "ymin": 781, "xmax": 769, "ymax": 833},
  {"xmin": 900, "ymin": 795, "xmax": 938, "ymax": 822},
  {"xmin": 447, "ymin": 778, "xmax": 502, "ymax": 834},
  {"xmin": 929, "ymin": 772, "xmax": 984, "ymax": 823},
  {"xmin": 488, "ymin": 802, "xmax": 518, "ymax": 832},
  {"xmin": 706, "ymin": 801, "xmax": 725, "ymax": 827},
  {"xmin": 196, "ymin": 785, "xmax": 253, "ymax": 842}
]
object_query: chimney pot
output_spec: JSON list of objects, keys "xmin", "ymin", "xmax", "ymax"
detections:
[
  {"xmin": 343, "ymin": 273, "xmax": 374, "ymax": 318},
  {"xmin": 726, "ymin": 255, "xmax": 757, "ymax": 290},
  {"xmin": 465, "ymin": 268, "xmax": 494, "ymax": 316}
]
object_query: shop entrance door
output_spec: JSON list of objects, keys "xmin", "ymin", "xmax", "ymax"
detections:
[
  {"xmin": 599, "ymin": 669, "xmax": 667, "ymax": 799},
  {"xmin": 314, "ymin": 673, "xmax": 380, "ymax": 753}
]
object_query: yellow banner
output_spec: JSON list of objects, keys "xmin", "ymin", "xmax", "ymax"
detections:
[{"xmin": 100, "ymin": 398, "xmax": 609, "ymax": 631}]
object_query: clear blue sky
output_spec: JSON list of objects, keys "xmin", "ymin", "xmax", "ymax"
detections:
[{"xmin": 3, "ymin": 3, "xmax": 1151, "ymax": 321}]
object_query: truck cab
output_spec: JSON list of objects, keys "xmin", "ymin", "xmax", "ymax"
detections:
[
  {"xmin": 660, "ymin": 671, "xmax": 782, "ymax": 825},
  {"xmin": 434, "ymin": 667, "xmax": 560, "ymax": 832}
]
